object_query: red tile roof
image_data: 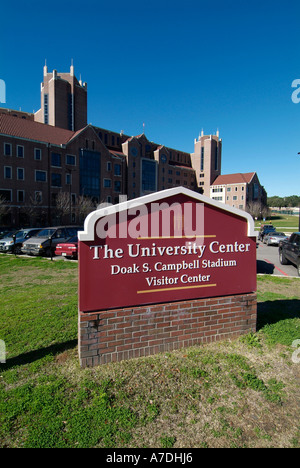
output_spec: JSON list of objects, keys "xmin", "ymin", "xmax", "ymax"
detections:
[
  {"xmin": 0, "ymin": 113, "xmax": 75, "ymax": 145},
  {"xmin": 212, "ymin": 172, "xmax": 255, "ymax": 185}
]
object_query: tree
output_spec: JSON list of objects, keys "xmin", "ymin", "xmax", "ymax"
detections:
[
  {"xmin": 267, "ymin": 195, "xmax": 300, "ymax": 208},
  {"xmin": 0, "ymin": 195, "xmax": 10, "ymax": 224},
  {"xmin": 76, "ymin": 195, "xmax": 96, "ymax": 224},
  {"xmin": 19, "ymin": 193, "xmax": 47, "ymax": 227},
  {"xmin": 55, "ymin": 192, "xmax": 71, "ymax": 224},
  {"xmin": 246, "ymin": 201, "xmax": 270, "ymax": 220}
]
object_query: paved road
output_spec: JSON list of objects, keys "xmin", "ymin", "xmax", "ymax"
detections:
[{"xmin": 256, "ymin": 240, "xmax": 299, "ymax": 277}]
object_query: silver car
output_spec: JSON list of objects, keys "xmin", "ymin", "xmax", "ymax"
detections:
[
  {"xmin": 264, "ymin": 232, "xmax": 289, "ymax": 246},
  {"xmin": 21, "ymin": 226, "xmax": 82, "ymax": 257},
  {"xmin": 0, "ymin": 228, "xmax": 41, "ymax": 254}
]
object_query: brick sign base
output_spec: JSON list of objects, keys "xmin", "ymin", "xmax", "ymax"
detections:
[{"xmin": 78, "ymin": 293, "xmax": 257, "ymax": 368}]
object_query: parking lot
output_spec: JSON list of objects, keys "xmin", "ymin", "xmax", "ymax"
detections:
[{"xmin": 257, "ymin": 239, "xmax": 299, "ymax": 278}]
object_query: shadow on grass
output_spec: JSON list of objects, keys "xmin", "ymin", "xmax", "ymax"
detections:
[
  {"xmin": 0, "ymin": 339, "xmax": 77, "ymax": 371},
  {"xmin": 257, "ymin": 299, "xmax": 300, "ymax": 331}
]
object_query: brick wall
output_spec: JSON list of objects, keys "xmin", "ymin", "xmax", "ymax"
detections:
[{"xmin": 78, "ymin": 293, "xmax": 257, "ymax": 368}]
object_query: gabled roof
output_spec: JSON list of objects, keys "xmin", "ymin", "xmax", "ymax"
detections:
[
  {"xmin": 0, "ymin": 113, "xmax": 75, "ymax": 146},
  {"xmin": 109, "ymin": 150, "xmax": 126, "ymax": 159},
  {"xmin": 79, "ymin": 187, "xmax": 256, "ymax": 241},
  {"xmin": 212, "ymin": 172, "xmax": 256, "ymax": 186}
]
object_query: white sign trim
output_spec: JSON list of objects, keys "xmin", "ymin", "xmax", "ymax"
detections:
[{"xmin": 78, "ymin": 187, "xmax": 257, "ymax": 242}]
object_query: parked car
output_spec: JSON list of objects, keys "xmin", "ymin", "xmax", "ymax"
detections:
[
  {"xmin": 264, "ymin": 232, "xmax": 289, "ymax": 246},
  {"xmin": 55, "ymin": 236, "xmax": 78, "ymax": 259},
  {"xmin": 258, "ymin": 224, "xmax": 276, "ymax": 241},
  {"xmin": 21, "ymin": 226, "xmax": 82, "ymax": 257},
  {"xmin": 279, "ymin": 232, "xmax": 300, "ymax": 276},
  {"xmin": 0, "ymin": 228, "xmax": 41, "ymax": 254},
  {"xmin": 0, "ymin": 228, "xmax": 16, "ymax": 239}
]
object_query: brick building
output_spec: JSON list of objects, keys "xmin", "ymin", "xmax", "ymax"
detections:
[
  {"xmin": 210, "ymin": 172, "xmax": 267, "ymax": 211},
  {"xmin": 0, "ymin": 64, "xmax": 266, "ymax": 227}
]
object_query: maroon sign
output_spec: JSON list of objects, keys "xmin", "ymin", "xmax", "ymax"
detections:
[{"xmin": 78, "ymin": 188, "xmax": 257, "ymax": 312}]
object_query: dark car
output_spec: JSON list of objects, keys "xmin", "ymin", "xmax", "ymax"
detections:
[
  {"xmin": 279, "ymin": 232, "xmax": 300, "ymax": 276},
  {"xmin": 55, "ymin": 236, "xmax": 78, "ymax": 259},
  {"xmin": 0, "ymin": 228, "xmax": 42, "ymax": 254},
  {"xmin": 0, "ymin": 228, "xmax": 16, "ymax": 239},
  {"xmin": 258, "ymin": 224, "xmax": 276, "ymax": 241},
  {"xmin": 21, "ymin": 226, "xmax": 82, "ymax": 257}
]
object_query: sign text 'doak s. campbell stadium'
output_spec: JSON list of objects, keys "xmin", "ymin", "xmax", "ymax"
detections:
[{"xmin": 78, "ymin": 188, "xmax": 257, "ymax": 313}]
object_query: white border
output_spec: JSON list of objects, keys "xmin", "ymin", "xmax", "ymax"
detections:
[{"xmin": 78, "ymin": 187, "xmax": 257, "ymax": 242}]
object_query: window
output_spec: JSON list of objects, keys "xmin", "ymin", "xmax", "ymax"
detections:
[
  {"xmin": 80, "ymin": 149, "xmax": 101, "ymax": 199},
  {"xmin": 114, "ymin": 164, "xmax": 121, "ymax": 176},
  {"xmin": 233, "ymin": 196, "xmax": 237, "ymax": 201},
  {"xmin": 66, "ymin": 173, "xmax": 72, "ymax": 185},
  {"xmin": 35, "ymin": 170, "xmax": 47, "ymax": 182},
  {"xmin": 17, "ymin": 168, "xmax": 24, "ymax": 180},
  {"xmin": 214, "ymin": 147, "xmax": 218, "ymax": 171},
  {"xmin": 35, "ymin": 191, "xmax": 42, "ymax": 203},
  {"xmin": 107, "ymin": 162, "xmax": 112, "ymax": 171},
  {"xmin": 104, "ymin": 179, "xmax": 112, "ymax": 188},
  {"xmin": 17, "ymin": 145, "xmax": 24, "ymax": 158},
  {"xmin": 212, "ymin": 188, "xmax": 223, "ymax": 193},
  {"xmin": 51, "ymin": 173, "xmax": 62, "ymax": 187},
  {"xmin": 142, "ymin": 159, "xmax": 157, "ymax": 193},
  {"xmin": 4, "ymin": 143, "xmax": 11, "ymax": 156},
  {"xmin": 66, "ymin": 154, "xmax": 76, "ymax": 166},
  {"xmin": 201, "ymin": 147, "xmax": 204, "ymax": 171},
  {"xmin": 4, "ymin": 166, "xmax": 12, "ymax": 179},
  {"xmin": 34, "ymin": 148, "xmax": 42, "ymax": 160},
  {"xmin": 44, "ymin": 94, "xmax": 49, "ymax": 124},
  {"xmin": 0, "ymin": 189, "xmax": 12, "ymax": 201},
  {"xmin": 17, "ymin": 190, "xmax": 24, "ymax": 202},
  {"xmin": 51, "ymin": 153, "xmax": 61, "ymax": 167},
  {"xmin": 227, "ymin": 187, "xmax": 231, "ymax": 192},
  {"xmin": 114, "ymin": 181, "xmax": 121, "ymax": 192}
]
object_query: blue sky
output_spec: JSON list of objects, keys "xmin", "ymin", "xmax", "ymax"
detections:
[{"xmin": 1, "ymin": 0, "xmax": 300, "ymax": 197}]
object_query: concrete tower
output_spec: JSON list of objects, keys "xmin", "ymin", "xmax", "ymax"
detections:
[
  {"xmin": 34, "ymin": 62, "xmax": 87, "ymax": 131},
  {"xmin": 191, "ymin": 130, "xmax": 222, "ymax": 196}
]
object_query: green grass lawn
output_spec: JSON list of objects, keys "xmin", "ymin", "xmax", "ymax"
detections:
[
  {"xmin": 255, "ymin": 214, "xmax": 299, "ymax": 233},
  {"xmin": 0, "ymin": 256, "xmax": 299, "ymax": 448}
]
